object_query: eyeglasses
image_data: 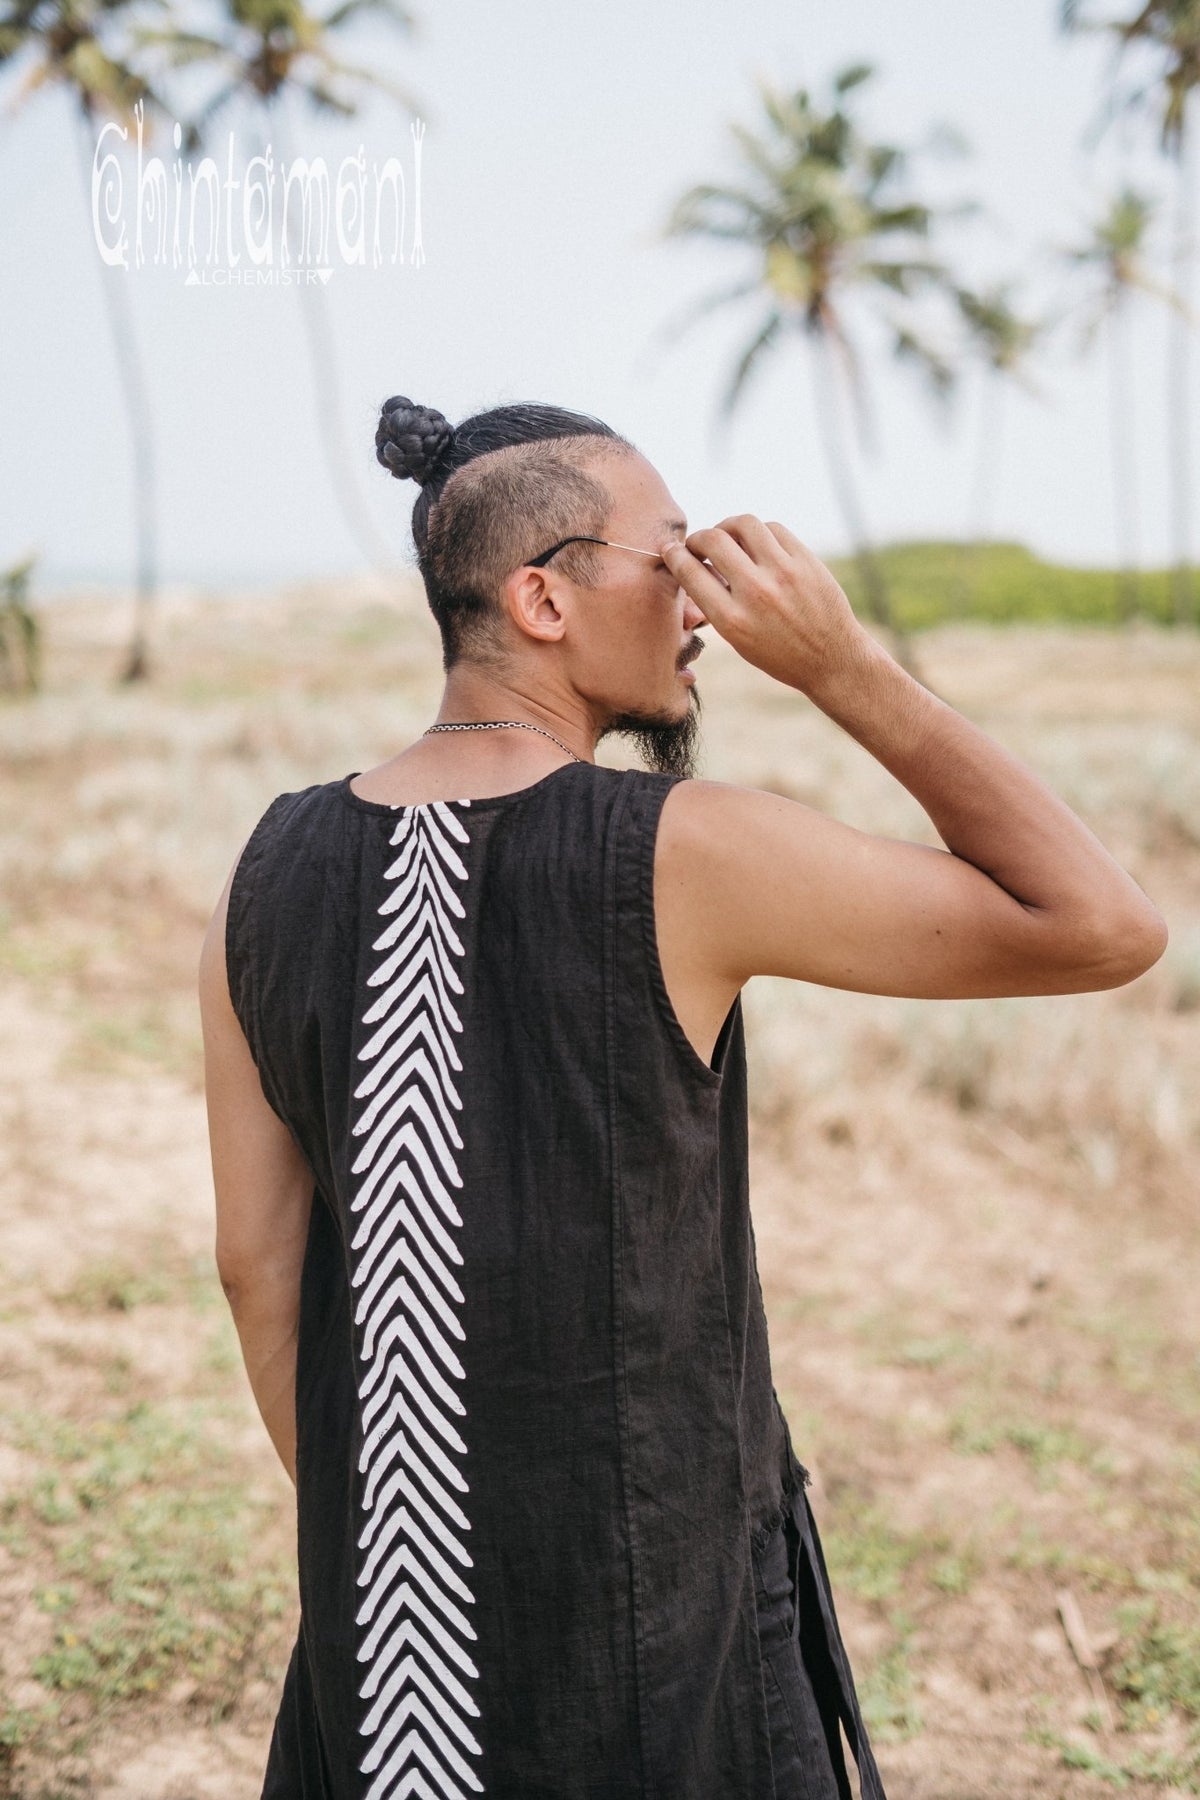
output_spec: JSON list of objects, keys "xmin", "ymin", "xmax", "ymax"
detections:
[{"xmin": 525, "ymin": 535, "xmax": 667, "ymax": 569}]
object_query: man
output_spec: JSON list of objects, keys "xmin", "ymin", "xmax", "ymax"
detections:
[{"xmin": 200, "ymin": 397, "xmax": 1166, "ymax": 1800}]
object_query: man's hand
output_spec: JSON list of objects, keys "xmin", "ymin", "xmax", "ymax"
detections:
[{"xmin": 660, "ymin": 515, "xmax": 872, "ymax": 693}]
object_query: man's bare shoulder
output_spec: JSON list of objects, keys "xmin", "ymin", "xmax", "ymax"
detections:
[
  {"xmin": 654, "ymin": 777, "xmax": 843, "ymax": 990},
  {"xmin": 660, "ymin": 775, "xmax": 809, "ymax": 816},
  {"xmin": 657, "ymin": 776, "xmax": 829, "ymax": 872}
]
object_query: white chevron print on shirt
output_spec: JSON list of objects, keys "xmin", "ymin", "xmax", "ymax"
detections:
[{"xmin": 348, "ymin": 800, "xmax": 485, "ymax": 1799}]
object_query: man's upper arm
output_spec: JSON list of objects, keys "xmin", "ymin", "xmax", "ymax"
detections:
[
  {"xmin": 658, "ymin": 779, "xmax": 1131, "ymax": 1001},
  {"xmin": 199, "ymin": 866, "xmax": 314, "ymax": 1291}
]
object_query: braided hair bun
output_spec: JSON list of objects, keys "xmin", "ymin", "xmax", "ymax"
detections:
[{"xmin": 375, "ymin": 395, "xmax": 456, "ymax": 485}]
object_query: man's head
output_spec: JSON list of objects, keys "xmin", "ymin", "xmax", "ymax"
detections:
[{"xmin": 375, "ymin": 396, "xmax": 707, "ymax": 777}]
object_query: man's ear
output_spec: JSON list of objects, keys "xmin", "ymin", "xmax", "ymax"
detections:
[{"xmin": 501, "ymin": 566, "xmax": 568, "ymax": 647}]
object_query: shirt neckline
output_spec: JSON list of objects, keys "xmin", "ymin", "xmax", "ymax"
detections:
[{"xmin": 339, "ymin": 759, "xmax": 589, "ymax": 815}]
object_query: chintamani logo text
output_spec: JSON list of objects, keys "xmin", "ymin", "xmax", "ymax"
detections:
[{"xmin": 92, "ymin": 101, "xmax": 426, "ymax": 282}]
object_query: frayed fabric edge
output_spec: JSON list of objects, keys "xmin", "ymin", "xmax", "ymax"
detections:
[{"xmin": 749, "ymin": 1455, "xmax": 812, "ymax": 1554}]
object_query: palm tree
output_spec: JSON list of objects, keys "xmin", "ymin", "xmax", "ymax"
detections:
[
  {"xmin": 1062, "ymin": 189, "xmax": 1177, "ymax": 619},
  {"xmin": 655, "ymin": 64, "xmax": 970, "ymax": 679},
  {"xmin": 0, "ymin": 0, "xmax": 171, "ymax": 680},
  {"xmin": 1061, "ymin": 1, "xmax": 1200, "ymax": 623},
  {"xmin": 136, "ymin": 0, "xmax": 422, "ymax": 579},
  {"xmin": 0, "ymin": 554, "xmax": 40, "ymax": 694},
  {"xmin": 954, "ymin": 283, "xmax": 1045, "ymax": 548}
]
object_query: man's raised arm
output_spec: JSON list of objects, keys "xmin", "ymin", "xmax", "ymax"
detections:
[{"xmin": 656, "ymin": 517, "xmax": 1167, "ymax": 1001}]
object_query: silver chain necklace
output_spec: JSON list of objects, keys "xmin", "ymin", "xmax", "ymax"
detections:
[{"xmin": 423, "ymin": 720, "xmax": 583, "ymax": 764}]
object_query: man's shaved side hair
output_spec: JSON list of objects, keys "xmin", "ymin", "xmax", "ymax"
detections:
[
  {"xmin": 422, "ymin": 437, "xmax": 636, "ymax": 669},
  {"xmin": 375, "ymin": 396, "xmax": 639, "ymax": 671}
]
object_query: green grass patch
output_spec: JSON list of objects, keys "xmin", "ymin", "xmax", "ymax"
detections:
[
  {"xmin": 929, "ymin": 1546, "xmax": 982, "ymax": 1595},
  {"xmin": 821, "ymin": 1487, "xmax": 988, "ymax": 1609},
  {"xmin": 948, "ymin": 1408, "xmax": 1097, "ymax": 1486},
  {"xmin": 892, "ymin": 1334, "xmax": 972, "ymax": 1370},
  {"xmin": 1111, "ymin": 1601, "xmax": 1200, "ymax": 1726},
  {"xmin": 1029, "ymin": 1723, "xmax": 1200, "ymax": 1791},
  {"xmin": 859, "ymin": 1643, "xmax": 923, "ymax": 1743},
  {"xmin": 853, "ymin": 1304, "xmax": 975, "ymax": 1371},
  {"xmin": 821, "ymin": 1498, "xmax": 930, "ymax": 1603},
  {"xmin": 52, "ymin": 1249, "xmax": 225, "ymax": 1326},
  {"xmin": 63, "ymin": 1000, "xmax": 201, "ymax": 1082},
  {"xmin": 336, "ymin": 606, "xmax": 407, "ymax": 648},
  {"xmin": 55, "ymin": 1260, "xmax": 172, "ymax": 1315},
  {"xmin": 816, "ymin": 1490, "xmax": 978, "ymax": 1605},
  {"xmin": 858, "ymin": 1613, "xmax": 924, "ymax": 1743},
  {"xmin": 1025, "ymin": 1588, "xmax": 1200, "ymax": 1787},
  {"xmin": 831, "ymin": 539, "xmax": 1195, "ymax": 630},
  {"xmin": 0, "ymin": 1395, "xmax": 294, "ymax": 1772},
  {"xmin": 1003, "ymin": 1526, "xmax": 1130, "ymax": 1588}
]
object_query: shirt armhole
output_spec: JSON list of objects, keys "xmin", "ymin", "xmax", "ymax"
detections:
[
  {"xmin": 635, "ymin": 771, "xmax": 730, "ymax": 1092},
  {"xmin": 223, "ymin": 794, "xmax": 292, "ymax": 1111}
]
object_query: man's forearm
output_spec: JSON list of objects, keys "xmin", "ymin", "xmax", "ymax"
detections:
[
  {"xmin": 803, "ymin": 630, "xmax": 1165, "ymax": 943},
  {"xmin": 223, "ymin": 1278, "xmax": 299, "ymax": 1486}
]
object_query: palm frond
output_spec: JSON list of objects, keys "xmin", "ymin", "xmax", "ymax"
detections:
[
  {"xmin": 833, "ymin": 61, "xmax": 874, "ymax": 95},
  {"xmin": 0, "ymin": 0, "xmax": 35, "ymax": 27},
  {"xmin": 322, "ymin": 0, "xmax": 413, "ymax": 28},
  {"xmin": 869, "ymin": 200, "xmax": 934, "ymax": 236},
  {"xmin": 864, "ymin": 141, "xmax": 904, "ymax": 190},
  {"xmin": 1128, "ymin": 268, "xmax": 1197, "ymax": 320},
  {"xmin": 127, "ymin": 26, "xmax": 228, "ymax": 65},
  {"xmin": 888, "ymin": 319, "xmax": 958, "ymax": 402},
  {"xmin": 297, "ymin": 77, "xmax": 356, "ymax": 115},
  {"xmin": 353, "ymin": 68, "xmax": 422, "ymax": 112},
  {"xmin": 1064, "ymin": 0, "xmax": 1200, "ymax": 155},
  {"xmin": 716, "ymin": 308, "xmax": 785, "ymax": 420},
  {"xmin": 179, "ymin": 76, "xmax": 242, "ymax": 148},
  {"xmin": 305, "ymin": 52, "xmax": 421, "ymax": 114},
  {"xmin": 938, "ymin": 196, "xmax": 985, "ymax": 225},
  {"xmin": 643, "ymin": 276, "xmax": 765, "ymax": 355},
  {"xmin": 659, "ymin": 55, "xmax": 978, "ymax": 462},
  {"xmin": 1116, "ymin": 2, "xmax": 1170, "ymax": 46},
  {"xmin": 664, "ymin": 182, "xmax": 776, "ymax": 242},
  {"xmin": 859, "ymin": 256, "xmax": 949, "ymax": 295},
  {"xmin": 3, "ymin": 56, "xmax": 50, "ymax": 111}
]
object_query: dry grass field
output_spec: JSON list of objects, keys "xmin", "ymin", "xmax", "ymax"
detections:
[{"xmin": 0, "ymin": 577, "xmax": 1197, "ymax": 1798}]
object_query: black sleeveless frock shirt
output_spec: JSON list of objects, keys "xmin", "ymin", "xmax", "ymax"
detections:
[{"xmin": 225, "ymin": 760, "xmax": 888, "ymax": 1800}]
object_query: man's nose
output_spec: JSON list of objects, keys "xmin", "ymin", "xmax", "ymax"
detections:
[{"xmin": 682, "ymin": 595, "xmax": 709, "ymax": 630}]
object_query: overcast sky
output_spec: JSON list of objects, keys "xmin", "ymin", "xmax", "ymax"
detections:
[{"xmin": 0, "ymin": 0, "xmax": 1191, "ymax": 588}]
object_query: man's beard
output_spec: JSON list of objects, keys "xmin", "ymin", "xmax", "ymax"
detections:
[{"xmin": 598, "ymin": 683, "xmax": 703, "ymax": 779}]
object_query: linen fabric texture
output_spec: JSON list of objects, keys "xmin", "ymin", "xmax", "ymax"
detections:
[{"xmin": 224, "ymin": 760, "xmax": 888, "ymax": 1800}]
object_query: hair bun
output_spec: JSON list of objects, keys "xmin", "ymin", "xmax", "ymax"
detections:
[{"xmin": 375, "ymin": 395, "xmax": 456, "ymax": 485}]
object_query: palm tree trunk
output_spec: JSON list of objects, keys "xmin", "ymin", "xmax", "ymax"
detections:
[
  {"xmin": 1167, "ymin": 121, "xmax": 1195, "ymax": 626},
  {"xmin": 269, "ymin": 102, "xmax": 403, "ymax": 581},
  {"xmin": 1107, "ymin": 296, "xmax": 1141, "ymax": 625},
  {"xmin": 808, "ymin": 327, "xmax": 928, "ymax": 686},
  {"xmin": 74, "ymin": 107, "xmax": 158, "ymax": 682}
]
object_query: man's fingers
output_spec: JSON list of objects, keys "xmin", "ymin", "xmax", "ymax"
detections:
[
  {"xmin": 679, "ymin": 525, "xmax": 764, "ymax": 588},
  {"xmin": 660, "ymin": 538, "xmax": 734, "ymax": 612},
  {"xmin": 710, "ymin": 514, "xmax": 794, "ymax": 570},
  {"xmin": 660, "ymin": 514, "xmax": 815, "ymax": 624},
  {"xmin": 762, "ymin": 519, "xmax": 811, "ymax": 559}
]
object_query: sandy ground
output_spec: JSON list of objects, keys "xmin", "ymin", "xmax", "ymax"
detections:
[{"xmin": 0, "ymin": 582, "xmax": 1197, "ymax": 1798}]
